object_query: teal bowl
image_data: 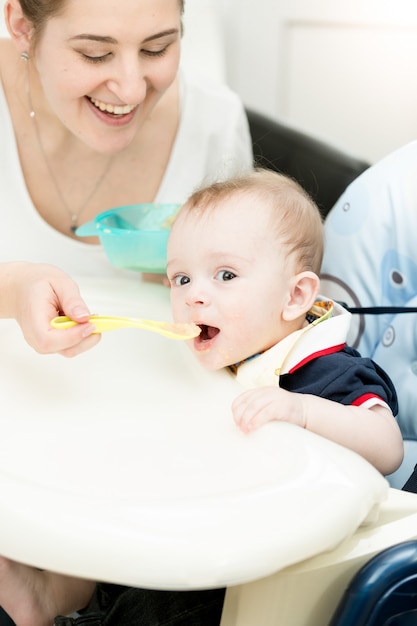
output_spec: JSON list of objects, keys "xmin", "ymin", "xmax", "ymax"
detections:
[{"xmin": 76, "ymin": 203, "xmax": 181, "ymax": 273}]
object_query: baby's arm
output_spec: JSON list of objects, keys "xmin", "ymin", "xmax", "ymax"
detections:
[
  {"xmin": 0, "ymin": 556, "xmax": 95, "ymax": 626},
  {"xmin": 232, "ymin": 386, "xmax": 403, "ymax": 475}
]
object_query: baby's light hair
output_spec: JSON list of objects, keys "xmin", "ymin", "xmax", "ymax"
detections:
[{"xmin": 179, "ymin": 169, "xmax": 324, "ymax": 274}]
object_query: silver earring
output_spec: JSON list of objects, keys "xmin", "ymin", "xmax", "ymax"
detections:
[{"xmin": 20, "ymin": 52, "xmax": 29, "ymax": 61}]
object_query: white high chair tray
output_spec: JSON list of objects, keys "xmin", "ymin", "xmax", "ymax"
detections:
[{"xmin": 0, "ymin": 277, "xmax": 388, "ymax": 589}]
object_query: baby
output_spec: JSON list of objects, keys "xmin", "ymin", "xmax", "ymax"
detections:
[{"xmin": 167, "ymin": 169, "xmax": 404, "ymax": 476}]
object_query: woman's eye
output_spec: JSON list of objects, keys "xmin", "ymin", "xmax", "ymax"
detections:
[
  {"xmin": 215, "ymin": 270, "xmax": 236, "ymax": 282},
  {"xmin": 141, "ymin": 46, "xmax": 169, "ymax": 58},
  {"xmin": 81, "ymin": 53, "xmax": 112, "ymax": 64},
  {"xmin": 173, "ymin": 275, "xmax": 190, "ymax": 286}
]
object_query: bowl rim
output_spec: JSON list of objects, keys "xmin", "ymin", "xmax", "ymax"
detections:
[{"xmin": 93, "ymin": 202, "xmax": 182, "ymax": 234}]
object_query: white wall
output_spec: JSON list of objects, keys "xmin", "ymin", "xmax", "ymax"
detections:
[
  {"xmin": 211, "ymin": 0, "xmax": 417, "ymax": 164},
  {"xmin": 0, "ymin": 1, "xmax": 6, "ymax": 37}
]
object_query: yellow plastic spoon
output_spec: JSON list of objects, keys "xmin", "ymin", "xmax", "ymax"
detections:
[{"xmin": 50, "ymin": 315, "xmax": 201, "ymax": 340}]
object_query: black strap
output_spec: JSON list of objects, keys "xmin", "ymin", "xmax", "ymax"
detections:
[
  {"xmin": 339, "ymin": 303, "xmax": 417, "ymax": 315},
  {"xmin": 402, "ymin": 465, "xmax": 417, "ymax": 494},
  {"xmin": 54, "ymin": 615, "xmax": 103, "ymax": 626}
]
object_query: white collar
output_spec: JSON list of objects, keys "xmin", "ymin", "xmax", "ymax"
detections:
[{"xmin": 235, "ymin": 299, "xmax": 351, "ymax": 389}]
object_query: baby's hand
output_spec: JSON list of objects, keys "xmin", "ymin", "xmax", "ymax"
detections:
[{"xmin": 232, "ymin": 386, "xmax": 307, "ymax": 433}]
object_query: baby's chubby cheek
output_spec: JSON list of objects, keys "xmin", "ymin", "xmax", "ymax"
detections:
[{"xmin": 170, "ymin": 301, "xmax": 183, "ymax": 323}]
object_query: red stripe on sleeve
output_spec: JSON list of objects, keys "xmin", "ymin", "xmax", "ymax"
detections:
[
  {"xmin": 288, "ymin": 344, "xmax": 346, "ymax": 374},
  {"xmin": 352, "ymin": 393, "xmax": 382, "ymax": 407}
]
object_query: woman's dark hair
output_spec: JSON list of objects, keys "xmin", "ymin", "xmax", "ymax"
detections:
[{"xmin": 19, "ymin": 0, "xmax": 185, "ymax": 49}]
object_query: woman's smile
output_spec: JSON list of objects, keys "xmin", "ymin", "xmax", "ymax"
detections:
[
  {"xmin": 85, "ymin": 95, "xmax": 139, "ymax": 127},
  {"xmin": 88, "ymin": 96, "xmax": 138, "ymax": 116}
]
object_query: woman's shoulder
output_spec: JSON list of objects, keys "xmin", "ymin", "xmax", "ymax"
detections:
[{"xmin": 180, "ymin": 69, "xmax": 245, "ymax": 116}]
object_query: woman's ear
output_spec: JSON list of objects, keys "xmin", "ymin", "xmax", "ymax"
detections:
[
  {"xmin": 4, "ymin": 0, "xmax": 33, "ymax": 54},
  {"xmin": 283, "ymin": 271, "xmax": 320, "ymax": 322}
]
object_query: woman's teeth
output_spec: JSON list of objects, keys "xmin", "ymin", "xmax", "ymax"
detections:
[{"xmin": 89, "ymin": 97, "xmax": 136, "ymax": 115}]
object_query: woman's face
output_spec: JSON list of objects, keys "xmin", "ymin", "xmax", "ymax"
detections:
[{"xmin": 32, "ymin": 0, "xmax": 182, "ymax": 153}]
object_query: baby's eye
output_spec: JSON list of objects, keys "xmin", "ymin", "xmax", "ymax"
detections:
[
  {"xmin": 173, "ymin": 274, "xmax": 190, "ymax": 286},
  {"xmin": 215, "ymin": 270, "xmax": 236, "ymax": 282}
]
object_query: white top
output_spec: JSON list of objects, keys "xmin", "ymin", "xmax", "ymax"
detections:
[
  {"xmin": 236, "ymin": 300, "xmax": 352, "ymax": 388},
  {"xmin": 0, "ymin": 69, "xmax": 253, "ymax": 276}
]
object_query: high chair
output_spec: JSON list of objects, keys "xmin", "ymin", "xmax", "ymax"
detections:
[
  {"xmin": 1, "ymin": 116, "xmax": 415, "ymax": 626},
  {"xmin": 219, "ymin": 123, "xmax": 417, "ymax": 626},
  {"xmin": 328, "ymin": 540, "xmax": 417, "ymax": 626},
  {"xmin": 321, "ymin": 140, "xmax": 417, "ymax": 489}
]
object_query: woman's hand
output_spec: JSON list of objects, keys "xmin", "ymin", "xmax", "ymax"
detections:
[{"xmin": 0, "ymin": 262, "xmax": 101, "ymax": 357}]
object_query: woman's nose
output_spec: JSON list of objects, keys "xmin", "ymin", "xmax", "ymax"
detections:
[{"xmin": 105, "ymin": 57, "xmax": 148, "ymax": 104}]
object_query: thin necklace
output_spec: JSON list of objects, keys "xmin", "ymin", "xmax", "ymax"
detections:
[{"xmin": 25, "ymin": 65, "xmax": 113, "ymax": 234}]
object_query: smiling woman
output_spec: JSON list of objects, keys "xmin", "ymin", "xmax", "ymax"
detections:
[
  {"xmin": 0, "ymin": 0, "xmax": 251, "ymax": 243},
  {"xmin": 0, "ymin": 0, "xmax": 252, "ymax": 624}
]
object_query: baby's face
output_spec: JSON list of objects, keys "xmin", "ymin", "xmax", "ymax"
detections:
[{"xmin": 167, "ymin": 194, "xmax": 295, "ymax": 370}]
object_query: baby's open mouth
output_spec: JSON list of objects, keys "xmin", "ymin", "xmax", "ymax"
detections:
[{"xmin": 198, "ymin": 325, "xmax": 220, "ymax": 341}]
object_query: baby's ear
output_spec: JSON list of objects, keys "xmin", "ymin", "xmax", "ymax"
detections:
[
  {"xmin": 283, "ymin": 272, "xmax": 320, "ymax": 321},
  {"xmin": 5, "ymin": 0, "xmax": 33, "ymax": 52}
]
